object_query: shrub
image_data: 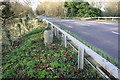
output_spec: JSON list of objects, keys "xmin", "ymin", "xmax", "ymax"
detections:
[{"xmin": 64, "ymin": 2, "xmax": 103, "ymax": 17}]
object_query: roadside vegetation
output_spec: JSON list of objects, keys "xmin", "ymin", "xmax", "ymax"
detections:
[
  {"xmin": 1, "ymin": 2, "xmax": 105, "ymax": 79},
  {"xmin": 1, "ymin": 1, "xmax": 34, "ymax": 50},
  {"xmin": 10, "ymin": 2, "xmax": 34, "ymax": 18},
  {"xmin": 2, "ymin": 21, "xmax": 105, "ymax": 79}
]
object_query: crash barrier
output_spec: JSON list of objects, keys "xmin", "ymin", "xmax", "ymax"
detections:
[{"xmin": 42, "ymin": 18, "xmax": 120, "ymax": 79}]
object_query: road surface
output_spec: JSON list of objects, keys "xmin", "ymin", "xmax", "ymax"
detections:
[{"xmin": 39, "ymin": 16, "xmax": 119, "ymax": 62}]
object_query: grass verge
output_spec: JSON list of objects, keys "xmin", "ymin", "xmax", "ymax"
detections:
[{"xmin": 2, "ymin": 25, "xmax": 104, "ymax": 79}]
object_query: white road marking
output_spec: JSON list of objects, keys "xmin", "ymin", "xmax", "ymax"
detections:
[
  {"xmin": 88, "ymin": 21, "xmax": 116, "ymax": 25},
  {"xmin": 61, "ymin": 20, "xmax": 75, "ymax": 22},
  {"xmin": 112, "ymin": 31, "xmax": 120, "ymax": 35},
  {"xmin": 62, "ymin": 23, "xmax": 73, "ymax": 28},
  {"xmin": 99, "ymin": 22, "xmax": 116, "ymax": 25},
  {"xmin": 68, "ymin": 25, "xmax": 72, "ymax": 28}
]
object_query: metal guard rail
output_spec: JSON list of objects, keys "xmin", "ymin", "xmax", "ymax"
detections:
[
  {"xmin": 91, "ymin": 17, "xmax": 120, "ymax": 19},
  {"xmin": 42, "ymin": 19, "xmax": 120, "ymax": 79},
  {"xmin": 81, "ymin": 17, "xmax": 120, "ymax": 21}
]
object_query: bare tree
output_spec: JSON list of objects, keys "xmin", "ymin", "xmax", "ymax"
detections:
[
  {"xmin": 10, "ymin": 2, "xmax": 33, "ymax": 17},
  {"xmin": 36, "ymin": 2, "xmax": 66, "ymax": 17},
  {"xmin": 104, "ymin": 2, "xmax": 119, "ymax": 17},
  {"xmin": 23, "ymin": 0, "xmax": 32, "ymax": 5}
]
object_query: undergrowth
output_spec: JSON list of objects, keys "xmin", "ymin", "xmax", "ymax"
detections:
[{"xmin": 2, "ymin": 27, "xmax": 104, "ymax": 79}]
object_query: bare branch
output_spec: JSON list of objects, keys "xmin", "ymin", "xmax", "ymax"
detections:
[{"xmin": 23, "ymin": 0, "xmax": 32, "ymax": 6}]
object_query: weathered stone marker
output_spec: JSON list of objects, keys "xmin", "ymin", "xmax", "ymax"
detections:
[{"xmin": 44, "ymin": 30, "xmax": 53, "ymax": 46}]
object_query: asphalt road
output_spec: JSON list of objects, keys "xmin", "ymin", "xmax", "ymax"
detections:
[{"xmin": 39, "ymin": 16, "xmax": 119, "ymax": 62}]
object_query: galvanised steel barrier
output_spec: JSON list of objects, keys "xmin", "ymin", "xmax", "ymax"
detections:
[{"xmin": 42, "ymin": 18, "xmax": 120, "ymax": 79}]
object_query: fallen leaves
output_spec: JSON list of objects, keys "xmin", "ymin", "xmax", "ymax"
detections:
[
  {"xmin": 2, "ymin": 27, "xmax": 104, "ymax": 79},
  {"xmin": 63, "ymin": 53, "xmax": 73, "ymax": 60},
  {"xmin": 39, "ymin": 56, "xmax": 43, "ymax": 59}
]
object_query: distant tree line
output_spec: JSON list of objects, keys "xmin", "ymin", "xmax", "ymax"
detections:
[
  {"xmin": 36, "ymin": 2, "xmax": 102, "ymax": 17},
  {"xmin": 36, "ymin": 1, "xmax": 120, "ymax": 17}
]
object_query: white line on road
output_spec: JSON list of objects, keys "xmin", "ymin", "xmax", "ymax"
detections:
[
  {"xmin": 61, "ymin": 20, "xmax": 76, "ymax": 22},
  {"xmin": 88, "ymin": 21, "xmax": 116, "ymax": 25},
  {"xmin": 112, "ymin": 31, "xmax": 120, "ymax": 35}
]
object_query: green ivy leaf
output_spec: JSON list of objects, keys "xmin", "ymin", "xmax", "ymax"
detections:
[
  {"xmin": 54, "ymin": 54, "xmax": 61, "ymax": 57},
  {"xmin": 50, "ymin": 61, "xmax": 61, "ymax": 68},
  {"xmin": 38, "ymin": 70, "xmax": 49, "ymax": 78}
]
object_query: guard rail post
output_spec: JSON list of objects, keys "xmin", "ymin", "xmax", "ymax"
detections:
[
  {"xmin": 78, "ymin": 46, "xmax": 84, "ymax": 69},
  {"xmin": 61, "ymin": 33, "xmax": 64, "ymax": 45},
  {"xmin": 56, "ymin": 29, "xmax": 59, "ymax": 39},
  {"xmin": 112, "ymin": 18, "xmax": 114, "ymax": 21},
  {"xmin": 51, "ymin": 25, "xmax": 54, "ymax": 32},
  {"xmin": 64, "ymin": 35, "xmax": 67, "ymax": 48},
  {"xmin": 105, "ymin": 18, "xmax": 107, "ymax": 21},
  {"xmin": 54, "ymin": 27, "xmax": 57, "ymax": 36},
  {"xmin": 98, "ymin": 17, "xmax": 100, "ymax": 20}
]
